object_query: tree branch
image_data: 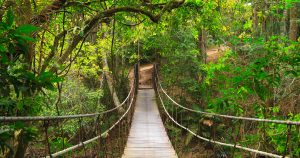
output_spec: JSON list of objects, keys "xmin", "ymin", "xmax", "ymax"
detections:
[
  {"xmin": 30, "ymin": 0, "xmax": 66, "ymax": 26},
  {"xmin": 41, "ymin": 30, "xmax": 67, "ymax": 72},
  {"xmin": 49, "ymin": 0, "xmax": 185, "ymax": 72}
]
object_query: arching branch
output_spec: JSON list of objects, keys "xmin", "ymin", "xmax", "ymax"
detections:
[
  {"xmin": 50, "ymin": 0, "xmax": 185, "ymax": 72},
  {"xmin": 30, "ymin": 0, "xmax": 66, "ymax": 26},
  {"xmin": 118, "ymin": 18, "xmax": 146, "ymax": 27}
]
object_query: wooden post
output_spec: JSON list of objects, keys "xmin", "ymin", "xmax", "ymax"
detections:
[
  {"xmin": 134, "ymin": 63, "xmax": 139, "ymax": 94},
  {"xmin": 153, "ymin": 64, "xmax": 157, "ymax": 92},
  {"xmin": 44, "ymin": 121, "xmax": 52, "ymax": 158}
]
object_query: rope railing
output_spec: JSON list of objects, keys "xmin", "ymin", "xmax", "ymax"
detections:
[
  {"xmin": 0, "ymin": 80, "xmax": 134, "ymax": 122},
  {"xmin": 46, "ymin": 84, "xmax": 136, "ymax": 157},
  {"xmin": 153, "ymin": 64, "xmax": 297, "ymax": 158},
  {"xmin": 154, "ymin": 65, "xmax": 300, "ymax": 126},
  {"xmin": 1, "ymin": 63, "xmax": 140, "ymax": 158}
]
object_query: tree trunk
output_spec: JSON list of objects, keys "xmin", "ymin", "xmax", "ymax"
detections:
[
  {"xmin": 253, "ymin": 2, "xmax": 259, "ymax": 36},
  {"xmin": 289, "ymin": 2, "xmax": 298, "ymax": 41},
  {"xmin": 281, "ymin": 3, "xmax": 287, "ymax": 36},
  {"xmin": 198, "ymin": 29, "xmax": 207, "ymax": 64},
  {"xmin": 13, "ymin": 130, "xmax": 29, "ymax": 158},
  {"xmin": 198, "ymin": 28, "xmax": 207, "ymax": 85},
  {"xmin": 262, "ymin": 3, "xmax": 268, "ymax": 39},
  {"xmin": 12, "ymin": 1, "xmax": 33, "ymax": 157},
  {"xmin": 102, "ymin": 52, "xmax": 125, "ymax": 113}
]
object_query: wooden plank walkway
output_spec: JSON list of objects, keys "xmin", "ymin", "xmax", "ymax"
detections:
[{"xmin": 122, "ymin": 89, "xmax": 177, "ymax": 158}]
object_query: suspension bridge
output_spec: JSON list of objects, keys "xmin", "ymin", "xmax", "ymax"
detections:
[{"xmin": 1, "ymin": 64, "xmax": 299, "ymax": 158}]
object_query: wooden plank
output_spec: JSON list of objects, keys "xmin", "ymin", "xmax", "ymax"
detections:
[{"xmin": 122, "ymin": 89, "xmax": 177, "ymax": 158}]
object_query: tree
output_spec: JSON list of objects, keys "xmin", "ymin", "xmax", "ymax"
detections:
[
  {"xmin": 289, "ymin": 2, "xmax": 299, "ymax": 41},
  {"xmin": 0, "ymin": 0, "xmax": 186, "ymax": 157}
]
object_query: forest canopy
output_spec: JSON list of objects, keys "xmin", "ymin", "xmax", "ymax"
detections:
[{"xmin": 0, "ymin": 0, "xmax": 299, "ymax": 157}]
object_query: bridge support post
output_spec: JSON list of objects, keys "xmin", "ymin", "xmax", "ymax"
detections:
[
  {"xmin": 134, "ymin": 63, "xmax": 139, "ymax": 94},
  {"xmin": 153, "ymin": 63, "xmax": 157, "ymax": 92},
  {"xmin": 43, "ymin": 121, "xmax": 52, "ymax": 158}
]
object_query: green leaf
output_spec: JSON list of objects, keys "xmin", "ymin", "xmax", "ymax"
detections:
[
  {"xmin": 24, "ymin": 72, "xmax": 35, "ymax": 80},
  {"xmin": 15, "ymin": 25, "xmax": 39, "ymax": 35},
  {"xmin": 0, "ymin": 51, "xmax": 8, "ymax": 63},
  {"xmin": 50, "ymin": 76, "xmax": 64, "ymax": 83},
  {"xmin": 15, "ymin": 35, "xmax": 36, "ymax": 42},
  {"xmin": 44, "ymin": 83, "xmax": 55, "ymax": 90},
  {"xmin": 6, "ymin": 8, "xmax": 14, "ymax": 27},
  {"xmin": 79, "ymin": 30, "xmax": 84, "ymax": 37},
  {"xmin": 0, "ymin": 22, "xmax": 8, "ymax": 30},
  {"xmin": 39, "ymin": 72, "xmax": 53, "ymax": 80},
  {"xmin": 0, "ymin": 45, "xmax": 7, "ymax": 52}
]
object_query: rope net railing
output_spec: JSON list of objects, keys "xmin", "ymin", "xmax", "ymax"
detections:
[
  {"xmin": 0, "ymin": 64, "xmax": 139, "ymax": 158},
  {"xmin": 153, "ymin": 64, "xmax": 299, "ymax": 158},
  {"xmin": 47, "ymin": 86, "xmax": 136, "ymax": 157},
  {"xmin": 0, "ymin": 82, "xmax": 134, "ymax": 122}
]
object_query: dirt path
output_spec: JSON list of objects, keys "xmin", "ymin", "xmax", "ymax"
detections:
[
  {"xmin": 129, "ymin": 63, "xmax": 153, "ymax": 89},
  {"xmin": 128, "ymin": 46, "xmax": 227, "ymax": 88},
  {"xmin": 138, "ymin": 64, "xmax": 153, "ymax": 88},
  {"xmin": 206, "ymin": 46, "xmax": 228, "ymax": 62}
]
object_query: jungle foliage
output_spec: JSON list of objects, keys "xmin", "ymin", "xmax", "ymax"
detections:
[{"xmin": 0, "ymin": 0, "xmax": 299, "ymax": 157}]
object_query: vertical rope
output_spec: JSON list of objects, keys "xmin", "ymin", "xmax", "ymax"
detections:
[
  {"xmin": 118, "ymin": 119, "xmax": 121, "ymax": 156},
  {"xmin": 59, "ymin": 120, "xmax": 65, "ymax": 158},
  {"xmin": 171, "ymin": 100, "xmax": 174, "ymax": 133},
  {"xmin": 108, "ymin": 128, "xmax": 111, "ymax": 157},
  {"xmin": 121, "ymin": 119, "xmax": 125, "ymax": 155},
  {"xmin": 297, "ymin": 125, "xmax": 300, "ymax": 156},
  {"xmin": 105, "ymin": 113, "xmax": 110, "ymax": 157},
  {"xmin": 283, "ymin": 124, "xmax": 292, "ymax": 157},
  {"xmin": 154, "ymin": 64, "xmax": 290, "ymax": 158},
  {"xmin": 78, "ymin": 118, "xmax": 86, "ymax": 157},
  {"xmin": 97, "ymin": 115, "xmax": 102, "ymax": 157},
  {"xmin": 103, "ymin": 113, "xmax": 107, "ymax": 158},
  {"xmin": 123, "ymin": 119, "xmax": 126, "ymax": 150},
  {"xmin": 125, "ymin": 118, "xmax": 128, "ymax": 144},
  {"xmin": 44, "ymin": 120, "xmax": 52, "ymax": 158},
  {"xmin": 175, "ymin": 106, "xmax": 178, "ymax": 150},
  {"xmin": 232, "ymin": 120, "xmax": 242, "ymax": 156}
]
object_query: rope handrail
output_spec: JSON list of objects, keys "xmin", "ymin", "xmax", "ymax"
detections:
[
  {"xmin": 1, "ymin": 64, "xmax": 139, "ymax": 158},
  {"xmin": 154, "ymin": 76, "xmax": 285, "ymax": 158},
  {"xmin": 154, "ymin": 65, "xmax": 300, "ymax": 126},
  {"xmin": 46, "ymin": 85, "xmax": 136, "ymax": 158},
  {"xmin": 0, "ymin": 81, "xmax": 134, "ymax": 122}
]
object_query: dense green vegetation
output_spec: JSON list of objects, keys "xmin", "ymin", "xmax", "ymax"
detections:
[{"xmin": 0, "ymin": 0, "xmax": 299, "ymax": 157}]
